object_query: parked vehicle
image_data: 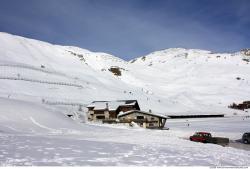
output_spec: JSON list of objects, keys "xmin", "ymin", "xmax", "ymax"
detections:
[
  {"xmin": 242, "ymin": 133, "xmax": 250, "ymax": 144},
  {"xmin": 190, "ymin": 132, "xmax": 229, "ymax": 146},
  {"xmin": 189, "ymin": 132, "xmax": 212, "ymax": 143}
]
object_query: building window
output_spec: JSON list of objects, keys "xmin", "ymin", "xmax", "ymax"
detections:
[
  {"xmin": 137, "ymin": 116, "xmax": 144, "ymax": 119},
  {"xmin": 94, "ymin": 112, "xmax": 105, "ymax": 115},
  {"xmin": 96, "ymin": 116, "xmax": 105, "ymax": 119},
  {"xmin": 149, "ymin": 123, "xmax": 154, "ymax": 127},
  {"xmin": 151, "ymin": 117, "xmax": 155, "ymax": 120}
]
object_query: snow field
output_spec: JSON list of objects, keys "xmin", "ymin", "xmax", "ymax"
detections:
[{"xmin": 0, "ymin": 32, "xmax": 250, "ymax": 166}]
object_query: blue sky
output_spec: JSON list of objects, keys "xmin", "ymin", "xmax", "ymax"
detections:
[{"xmin": 0, "ymin": 0, "xmax": 249, "ymax": 60}]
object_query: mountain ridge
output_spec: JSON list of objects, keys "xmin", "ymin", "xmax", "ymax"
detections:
[
  {"xmin": 0, "ymin": 32, "xmax": 249, "ymax": 116},
  {"xmin": 2, "ymin": 31, "xmax": 249, "ymax": 62}
]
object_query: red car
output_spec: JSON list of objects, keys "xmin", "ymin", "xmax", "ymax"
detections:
[{"xmin": 189, "ymin": 132, "xmax": 212, "ymax": 143}]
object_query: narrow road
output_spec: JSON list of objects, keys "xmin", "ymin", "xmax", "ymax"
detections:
[
  {"xmin": 182, "ymin": 137, "xmax": 250, "ymax": 151},
  {"xmin": 228, "ymin": 140, "xmax": 250, "ymax": 151}
]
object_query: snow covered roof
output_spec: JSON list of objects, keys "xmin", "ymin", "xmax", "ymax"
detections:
[
  {"xmin": 86, "ymin": 100, "xmax": 138, "ymax": 111},
  {"xmin": 118, "ymin": 110, "xmax": 169, "ymax": 119}
]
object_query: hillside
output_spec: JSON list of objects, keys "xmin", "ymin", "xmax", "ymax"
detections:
[
  {"xmin": 0, "ymin": 32, "xmax": 250, "ymax": 116},
  {"xmin": 128, "ymin": 48, "xmax": 250, "ymax": 114}
]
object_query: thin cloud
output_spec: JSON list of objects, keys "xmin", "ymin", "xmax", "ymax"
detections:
[{"xmin": 0, "ymin": 0, "xmax": 249, "ymax": 60}]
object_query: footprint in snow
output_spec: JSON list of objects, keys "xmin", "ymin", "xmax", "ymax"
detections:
[
  {"xmin": 45, "ymin": 147, "xmax": 55, "ymax": 150},
  {"xmin": 71, "ymin": 150, "xmax": 82, "ymax": 153}
]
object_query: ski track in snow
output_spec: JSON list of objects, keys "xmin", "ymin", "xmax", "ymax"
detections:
[{"xmin": 29, "ymin": 117, "xmax": 56, "ymax": 132}]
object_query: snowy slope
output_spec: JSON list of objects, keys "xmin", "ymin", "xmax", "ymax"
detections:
[
  {"xmin": 128, "ymin": 48, "xmax": 250, "ymax": 114},
  {"xmin": 0, "ymin": 32, "xmax": 250, "ymax": 166},
  {"xmin": 1, "ymin": 32, "xmax": 249, "ymax": 115},
  {"xmin": 0, "ymin": 32, "xmax": 138, "ymax": 107}
]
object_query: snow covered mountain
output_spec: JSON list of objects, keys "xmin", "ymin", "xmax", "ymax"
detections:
[
  {"xmin": 0, "ymin": 32, "xmax": 250, "ymax": 166},
  {"xmin": 0, "ymin": 32, "xmax": 250, "ymax": 116},
  {"xmin": 129, "ymin": 48, "xmax": 250, "ymax": 114}
]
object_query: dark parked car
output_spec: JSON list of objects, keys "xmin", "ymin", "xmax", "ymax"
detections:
[{"xmin": 242, "ymin": 133, "xmax": 250, "ymax": 144}]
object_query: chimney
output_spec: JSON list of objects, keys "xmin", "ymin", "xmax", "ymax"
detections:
[
  {"xmin": 149, "ymin": 109, "xmax": 152, "ymax": 113},
  {"xmin": 106, "ymin": 103, "xmax": 109, "ymax": 110}
]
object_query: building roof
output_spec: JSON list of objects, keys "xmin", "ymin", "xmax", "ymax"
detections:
[
  {"xmin": 118, "ymin": 110, "xmax": 169, "ymax": 119},
  {"xmin": 86, "ymin": 100, "xmax": 138, "ymax": 111}
]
